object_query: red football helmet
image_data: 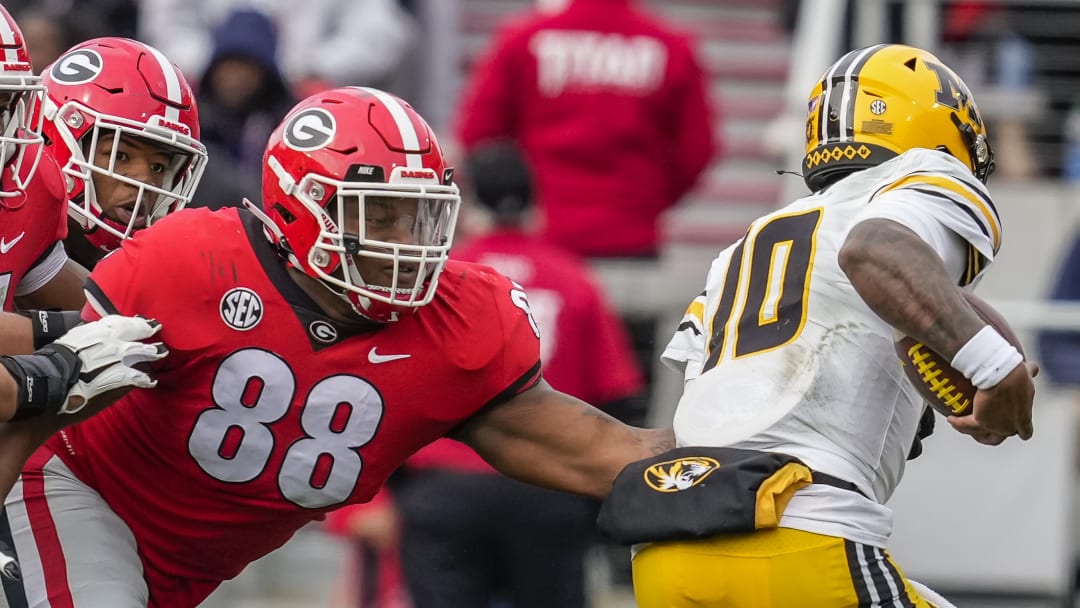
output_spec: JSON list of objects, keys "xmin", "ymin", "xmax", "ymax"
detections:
[
  {"xmin": 257, "ymin": 87, "xmax": 461, "ymax": 322},
  {"xmin": 41, "ymin": 37, "xmax": 207, "ymax": 252},
  {"xmin": 0, "ymin": 4, "xmax": 46, "ymax": 198}
]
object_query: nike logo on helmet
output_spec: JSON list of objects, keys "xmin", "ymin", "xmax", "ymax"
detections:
[{"xmin": 368, "ymin": 347, "xmax": 411, "ymax": 364}]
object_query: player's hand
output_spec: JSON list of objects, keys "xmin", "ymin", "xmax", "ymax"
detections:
[
  {"xmin": 50, "ymin": 315, "xmax": 168, "ymax": 413},
  {"xmin": 948, "ymin": 361, "xmax": 1038, "ymax": 443}
]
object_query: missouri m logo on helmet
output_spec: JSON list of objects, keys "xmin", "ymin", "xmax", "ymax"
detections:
[
  {"xmin": 801, "ymin": 44, "xmax": 994, "ymax": 192},
  {"xmin": 50, "ymin": 49, "xmax": 103, "ymax": 85},
  {"xmin": 283, "ymin": 108, "xmax": 336, "ymax": 151}
]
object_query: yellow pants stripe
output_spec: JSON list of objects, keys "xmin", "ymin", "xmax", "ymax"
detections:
[{"xmin": 632, "ymin": 528, "xmax": 936, "ymax": 608}]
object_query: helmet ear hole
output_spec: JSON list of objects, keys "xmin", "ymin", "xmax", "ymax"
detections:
[{"xmin": 272, "ymin": 203, "xmax": 296, "ymax": 223}]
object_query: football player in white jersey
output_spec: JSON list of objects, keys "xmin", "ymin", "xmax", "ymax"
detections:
[{"xmin": 622, "ymin": 44, "xmax": 1037, "ymax": 607}]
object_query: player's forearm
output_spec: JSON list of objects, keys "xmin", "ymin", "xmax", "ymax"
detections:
[
  {"xmin": 551, "ymin": 416, "xmax": 674, "ymax": 498},
  {"xmin": 459, "ymin": 384, "xmax": 675, "ymax": 499},
  {"xmin": 839, "ymin": 218, "xmax": 984, "ymax": 358},
  {"xmin": 541, "ymin": 412, "xmax": 675, "ymax": 499},
  {"xmin": 0, "ymin": 314, "xmax": 34, "ymax": 356},
  {"xmin": 499, "ymin": 418, "xmax": 674, "ymax": 499}
]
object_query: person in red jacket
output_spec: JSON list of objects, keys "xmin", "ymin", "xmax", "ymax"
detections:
[
  {"xmin": 455, "ymin": 0, "xmax": 717, "ymax": 259},
  {"xmin": 455, "ymin": 0, "xmax": 717, "ymax": 500}
]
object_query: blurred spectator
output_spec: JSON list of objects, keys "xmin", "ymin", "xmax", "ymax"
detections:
[
  {"xmin": 13, "ymin": 8, "xmax": 83, "ymax": 73},
  {"xmin": 938, "ymin": 1, "xmax": 1040, "ymax": 180},
  {"xmin": 1038, "ymin": 233, "xmax": 1080, "ymax": 385},
  {"xmin": 8, "ymin": 0, "xmax": 137, "ymax": 41},
  {"xmin": 455, "ymin": 0, "xmax": 717, "ymax": 259},
  {"xmin": 350, "ymin": 142, "xmax": 643, "ymax": 608},
  {"xmin": 192, "ymin": 9, "xmax": 295, "ymax": 209},
  {"xmin": 454, "ymin": 2, "xmax": 714, "ymax": 531},
  {"xmin": 138, "ymin": 0, "xmax": 417, "ymax": 98}
]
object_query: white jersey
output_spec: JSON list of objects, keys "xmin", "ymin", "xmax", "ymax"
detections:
[{"xmin": 662, "ymin": 148, "xmax": 1000, "ymax": 547}]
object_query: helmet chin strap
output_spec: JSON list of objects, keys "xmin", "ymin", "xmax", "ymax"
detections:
[{"xmin": 339, "ymin": 256, "xmax": 382, "ymax": 320}]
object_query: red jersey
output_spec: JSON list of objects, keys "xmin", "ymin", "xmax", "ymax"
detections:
[
  {"xmin": 455, "ymin": 0, "xmax": 716, "ymax": 257},
  {"xmin": 44, "ymin": 207, "xmax": 541, "ymax": 600},
  {"xmin": 408, "ymin": 230, "xmax": 643, "ymax": 473},
  {"xmin": 0, "ymin": 147, "xmax": 68, "ymax": 309}
]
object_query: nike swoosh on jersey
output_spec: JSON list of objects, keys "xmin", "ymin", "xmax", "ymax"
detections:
[
  {"xmin": 368, "ymin": 347, "xmax": 412, "ymax": 364},
  {"xmin": 0, "ymin": 232, "xmax": 25, "ymax": 254}
]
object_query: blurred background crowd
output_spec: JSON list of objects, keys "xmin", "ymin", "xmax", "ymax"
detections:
[{"xmin": 13, "ymin": 0, "xmax": 1080, "ymax": 606}]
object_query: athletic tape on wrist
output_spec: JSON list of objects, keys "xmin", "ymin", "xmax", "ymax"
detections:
[{"xmin": 950, "ymin": 325, "xmax": 1023, "ymax": 390}]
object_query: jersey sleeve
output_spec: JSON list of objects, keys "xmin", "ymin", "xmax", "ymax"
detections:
[
  {"xmin": 661, "ymin": 241, "xmax": 743, "ymax": 380},
  {"xmin": 14, "ymin": 242, "xmax": 67, "ymax": 297},
  {"xmin": 462, "ymin": 267, "xmax": 544, "ymax": 407},
  {"xmin": 854, "ymin": 192, "xmax": 970, "ymax": 285},
  {"xmin": 83, "ymin": 209, "xmax": 220, "ymax": 322},
  {"xmin": 661, "ymin": 289, "xmax": 707, "ymax": 380},
  {"xmin": 861, "ymin": 149, "xmax": 1000, "ymax": 286},
  {"xmin": 82, "ymin": 231, "xmax": 160, "ymax": 321}
]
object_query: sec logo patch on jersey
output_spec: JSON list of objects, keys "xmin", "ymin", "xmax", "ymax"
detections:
[{"xmin": 220, "ymin": 287, "xmax": 263, "ymax": 331}]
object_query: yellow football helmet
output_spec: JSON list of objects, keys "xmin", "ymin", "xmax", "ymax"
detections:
[{"xmin": 802, "ymin": 44, "xmax": 994, "ymax": 192}]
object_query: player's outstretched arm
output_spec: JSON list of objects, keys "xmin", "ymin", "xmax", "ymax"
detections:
[
  {"xmin": 839, "ymin": 218, "xmax": 1034, "ymax": 441},
  {"xmin": 455, "ymin": 379, "xmax": 674, "ymax": 499}
]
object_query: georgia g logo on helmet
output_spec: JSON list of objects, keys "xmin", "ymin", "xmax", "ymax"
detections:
[
  {"xmin": 283, "ymin": 108, "xmax": 336, "ymax": 152},
  {"xmin": 50, "ymin": 49, "xmax": 104, "ymax": 85}
]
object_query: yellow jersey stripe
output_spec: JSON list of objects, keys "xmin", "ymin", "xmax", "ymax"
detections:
[
  {"xmin": 875, "ymin": 174, "xmax": 1000, "ymax": 252},
  {"xmin": 687, "ymin": 299, "xmax": 706, "ymax": 325}
]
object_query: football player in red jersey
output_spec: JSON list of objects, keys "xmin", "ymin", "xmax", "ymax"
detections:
[
  {"xmin": 0, "ymin": 5, "xmax": 83, "ymax": 314},
  {"xmin": 40, "ymin": 37, "xmax": 208, "ymax": 271},
  {"xmin": 0, "ymin": 9, "xmax": 170, "ymax": 435},
  {"xmin": 0, "ymin": 86, "xmax": 673, "ymax": 607},
  {"xmin": 0, "ymin": 32, "xmax": 204, "ymax": 356},
  {"xmin": 0, "ymin": 19, "xmax": 182, "ymax": 581},
  {"xmin": 0, "ymin": 34, "xmax": 206, "ymax": 366}
]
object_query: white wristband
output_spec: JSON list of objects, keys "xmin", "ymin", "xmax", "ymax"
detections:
[{"xmin": 950, "ymin": 325, "xmax": 1023, "ymax": 390}]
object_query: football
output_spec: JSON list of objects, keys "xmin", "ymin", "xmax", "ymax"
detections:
[{"xmin": 894, "ymin": 291, "xmax": 1025, "ymax": 417}]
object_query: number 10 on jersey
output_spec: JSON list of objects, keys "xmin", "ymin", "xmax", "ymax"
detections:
[{"xmin": 702, "ymin": 208, "xmax": 822, "ymax": 372}]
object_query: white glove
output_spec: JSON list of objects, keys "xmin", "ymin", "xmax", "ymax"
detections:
[{"xmin": 53, "ymin": 315, "xmax": 168, "ymax": 414}]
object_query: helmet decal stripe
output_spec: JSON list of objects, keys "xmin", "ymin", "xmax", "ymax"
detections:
[
  {"xmin": 838, "ymin": 44, "xmax": 887, "ymax": 143},
  {"xmin": 355, "ymin": 86, "xmax": 421, "ymax": 168},
  {"xmin": 143, "ymin": 43, "xmax": 182, "ymax": 122},
  {"xmin": 821, "ymin": 44, "xmax": 886, "ymax": 145},
  {"xmin": 0, "ymin": 16, "xmax": 17, "ymax": 64},
  {"xmin": 820, "ymin": 48, "xmax": 861, "ymax": 145}
]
